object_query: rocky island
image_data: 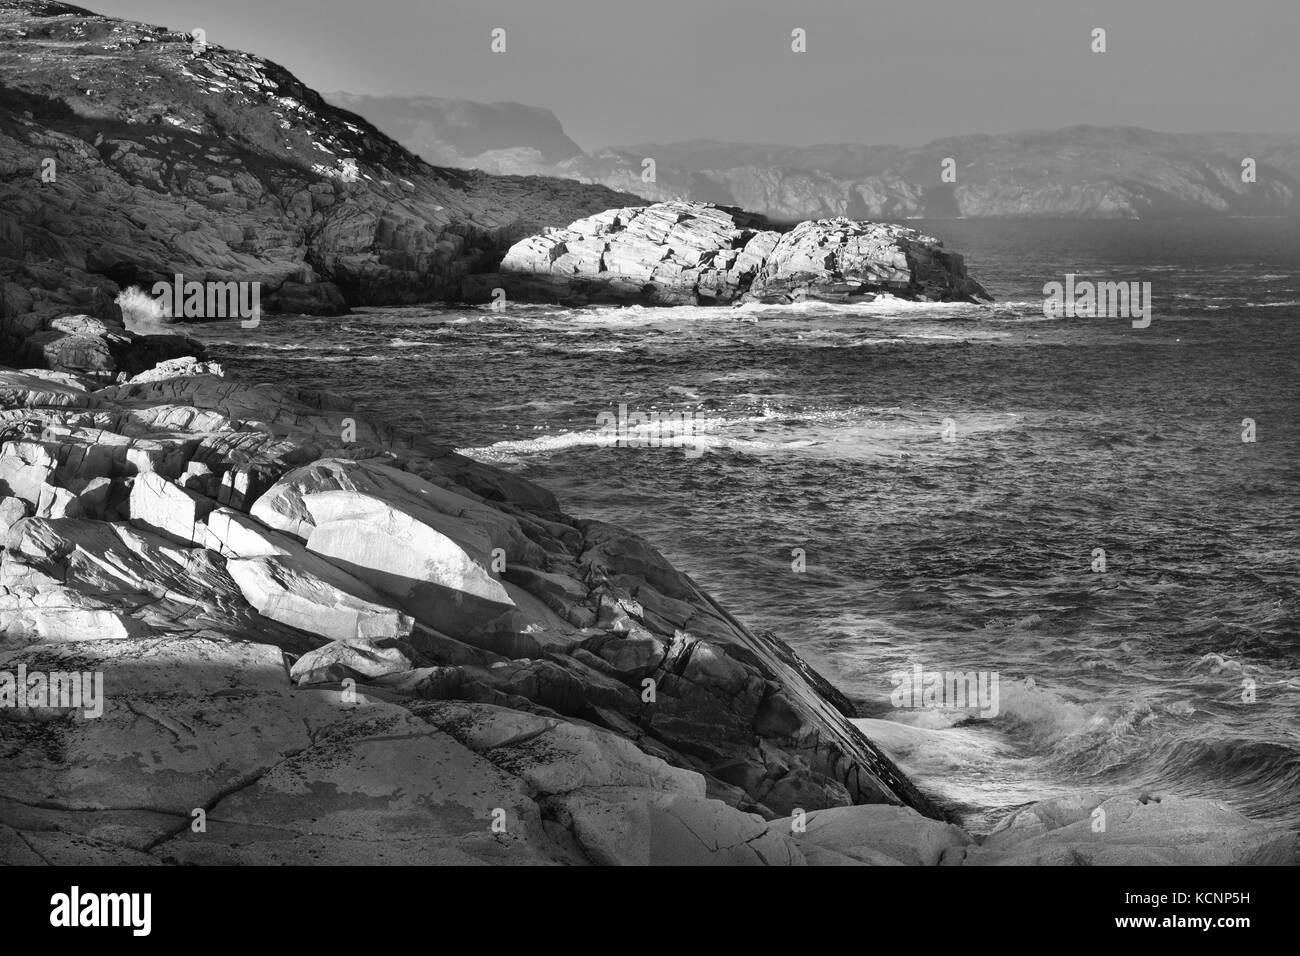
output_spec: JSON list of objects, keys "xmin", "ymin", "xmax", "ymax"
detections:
[
  {"xmin": 1, "ymin": 0, "xmax": 1294, "ymax": 865},
  {"xmin": 465, "ymin": 201, "xmax": 990, "ymax": 306}
]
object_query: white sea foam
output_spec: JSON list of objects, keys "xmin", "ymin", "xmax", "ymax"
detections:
[
  {"xmin": 457, "ymin": 405, "xmax": 1024, "ymax": 464},
  {"xmin": 853, "ymin": 717, "xmax": 1014, "ymax": 761},
  {"xmin": 1192, "ymin": 653, "xmax": 1246, "ymax": 676},
  {"xmin": 538, "ymin": 296, "xmax": 996, "ymax": 329},
  {"xmin": 992, "ymin": 678, "xmax": 1105, "ymax": 746}
]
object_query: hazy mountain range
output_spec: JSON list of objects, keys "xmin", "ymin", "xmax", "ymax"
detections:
[
  {"xmin": 326, "ymin": 94, "xmax": 1300, "ymax": 221},
  {"xmin": 326, "ymin": 93, "xmax": 584, "ymax": 169}
]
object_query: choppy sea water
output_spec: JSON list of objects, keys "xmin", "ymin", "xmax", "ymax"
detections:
[{"xmin": 200, "ymin": 218, "xmax": 1300, "ymax": 833}]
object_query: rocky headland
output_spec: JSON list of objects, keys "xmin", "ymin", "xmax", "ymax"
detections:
[
  {"xmin": 0, "ymin": 1, "xmax": 1295, "ymax": 865},
  {"xmin": 0, "ymin": 0, "xmax": 643, "ymax": 332}
]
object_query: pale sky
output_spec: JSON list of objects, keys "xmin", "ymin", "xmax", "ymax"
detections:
[{"xmin": 91, "ymin": 0, "xmax": 1300, "ymax": 150}]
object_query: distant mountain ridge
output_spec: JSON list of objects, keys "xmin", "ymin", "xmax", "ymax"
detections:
[
  {"xmin": 333, "ymin": 91, "xmax": 1300, "ymax": 219},
  {"xmin": 608, "ymin": 127, "xmax": 1300, "ymax": 220},
  {"xmin": 324, "ymin": 93, "xmax": 584, "ymax": 173}
]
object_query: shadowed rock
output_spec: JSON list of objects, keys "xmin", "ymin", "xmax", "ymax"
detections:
[{"xmin": 226, "ymin": 555, "xmax": 415, "ymax": 642}]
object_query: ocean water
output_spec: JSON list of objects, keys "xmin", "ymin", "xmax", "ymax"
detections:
[{"xmin": 200, "ymin": 218, "xmax": 1300, "ymax": 833}]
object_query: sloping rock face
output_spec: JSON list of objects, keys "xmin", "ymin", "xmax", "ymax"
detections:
[
  {"xmin": 465, "ymin": 201, "xmax": 990, "ymax": 306},
  {"xmin": 0, "ymin": 0, "xmax": 641, "ymax": 361},
  {"xmin": 0, "ymin": 356, "xmax": 949, "ymax": 864}
]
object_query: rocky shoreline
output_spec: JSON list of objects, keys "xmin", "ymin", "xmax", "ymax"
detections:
[
  {"xmin": 1, "ymin": 0, "xmax": 1295, "ymax": 865},
  {"xmin": 0, "ymin": 2, "xmax": 985, "ymax": 323},
  {"xmin": 1, "ymin": 338, "xmax": 1294, "ymax": 864}
]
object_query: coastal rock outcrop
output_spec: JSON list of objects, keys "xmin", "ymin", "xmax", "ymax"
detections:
[
  {"xmin": 0, "ymin": 356, "xmax": 949, "ymax": 864},
  {"xmin": 464, "ymin": 201, "xmax": 990, "ymax": 306}
]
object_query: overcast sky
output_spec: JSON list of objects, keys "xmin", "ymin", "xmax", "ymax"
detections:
[{"xmin": 93, "ymin": 0, "xmax": 1300, "ymax": 150}]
